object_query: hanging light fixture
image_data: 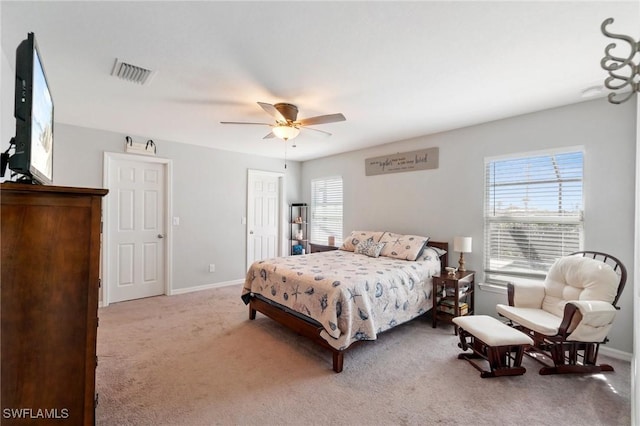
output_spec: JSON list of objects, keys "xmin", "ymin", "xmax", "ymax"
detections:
[
  {"xmin": 272, "ymin": 124, "xmax": 300, "ymax": 141},
  {"xmin": 601, "ymin": 17, "xmax": 639, "ymax": 104}
]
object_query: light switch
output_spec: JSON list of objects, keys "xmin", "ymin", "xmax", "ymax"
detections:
[
  {"xmin": 241, "ymin": 216, "xmax": 246, "ymax": 225},
  {"xmin": 173, "ymin": 217, "xmax": 180, "ymax": 226}
]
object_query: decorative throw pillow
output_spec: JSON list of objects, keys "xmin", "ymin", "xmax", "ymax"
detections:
[
  {"xmin": 339, "ymin": 231, "xmax": 385, "ymax": 252},
  {"xmin": 417, "ymin": 246, "xmax": 446, "ymax": 262},
  {"xmin": 354, "ymin": 238, "xmax": 386, "ymax": 258},
  {"xmin": 378, "ymin": 232, "xmax": 429, "ymax": 261}
]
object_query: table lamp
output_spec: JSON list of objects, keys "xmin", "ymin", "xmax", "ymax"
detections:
[{"xmin": 453, "ymin": 236, "xmax": 472, "ymax": 272}]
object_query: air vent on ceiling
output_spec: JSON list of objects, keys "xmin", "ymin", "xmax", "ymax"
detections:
[{"xmin": 111, "ymin": 58, "xmax": 156, "ymax": 85}]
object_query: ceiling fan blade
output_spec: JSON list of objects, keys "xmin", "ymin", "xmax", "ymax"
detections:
[
  {"xmin": 257, "ymin": 102, "xmax": 287, "ymax": 122},
  {"xmin": 220, "ymin": 121, "xmax": 272, "ymax": 126},
  {"xmin": 263, "ymin": 132, "xmax": 276, "ymax": 139},
  {"xmin": 302, "ymin": 127, "xmax": 332, "ymax": 137},
  {"xmin": 296, "ymin": 113, "xmax": 346, "ymax": 127}
]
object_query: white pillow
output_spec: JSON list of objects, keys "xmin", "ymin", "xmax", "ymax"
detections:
[
  {"xmin": 378, "ymin": 232, "xmax": 429, "ymax": 261},
  {"xmin": 417, "ymin": 246, "xmax": 446, "ymax": 262}
]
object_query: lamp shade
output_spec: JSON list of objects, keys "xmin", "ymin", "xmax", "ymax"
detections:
[
  {"xmin": 272, "ymin": 125, "xmax": 300, "ymax": 140},
  {"xmin": 453, "ymin": 236, "xmax": 472, "ymax": 253}
]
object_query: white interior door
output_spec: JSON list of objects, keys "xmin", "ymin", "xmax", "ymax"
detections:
[
  {"xmin": 107, "ymin": 157, "xmax": 166, "ymax": 303},
  {"xmin": 247, "ymin": 170, "xmax": 282, "ymax": 267}
]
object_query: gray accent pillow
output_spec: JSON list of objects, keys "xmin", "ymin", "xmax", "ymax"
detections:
[{"xmin": 354, "ymin": 238, "xmax": 386, "ymax": 258}]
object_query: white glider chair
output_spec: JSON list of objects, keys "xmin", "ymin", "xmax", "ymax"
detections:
[{"xmin": 496, "ymin": 251, "xmax": 626, "ymax": 375}]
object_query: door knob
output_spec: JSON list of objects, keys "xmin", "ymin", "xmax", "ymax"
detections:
[
  {"xmin": 157, "ymin": 234, "xmax": 165, "ymax": 239},
  {"xmin": 249, "ymin": 231, "xmax": 254, "ymax": 234}
]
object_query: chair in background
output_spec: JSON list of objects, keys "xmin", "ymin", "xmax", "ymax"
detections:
[{"xmin": 496, "ymin": 251, "xmax": 627, "ymax": 375}]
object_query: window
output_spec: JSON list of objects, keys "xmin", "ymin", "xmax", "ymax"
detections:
[
  {"xmin": 311, "ymin": 176, "xmax": 343, "ymax": 245},
  {"xmin": 484, "ymin": 149, "xmax": 584, "ymax": 283}
]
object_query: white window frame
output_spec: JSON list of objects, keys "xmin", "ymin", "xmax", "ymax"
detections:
[
  {"xmin": 484, "ymin": 147, "xmax": 584, "ymax": 285},
  {"xmin": 310, "ymin": 176, "xmax": 343, "ymax": 246}
]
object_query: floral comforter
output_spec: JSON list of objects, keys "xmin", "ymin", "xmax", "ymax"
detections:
[{"xmin": 241, "ymin": 248, "xmax": 441, "ymax": 350}]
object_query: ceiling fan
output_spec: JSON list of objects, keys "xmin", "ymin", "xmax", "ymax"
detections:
[{"xmin": 221, "ymin": 102, "xmax": 346, "ymax": 143}]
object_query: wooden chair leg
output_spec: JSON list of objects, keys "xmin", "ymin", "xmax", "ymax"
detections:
[
  {"xmin": 513, "ymin": 344, "xmax": 525, "ymax": 366},
  {"xmin": 457, "ymin": 328, "xmax": 470, "ymax": 351},
  {"xmin": 332, "ymin": 351, "xmax": 344, "ymax": 373},
  {"xmin": 584, "ymin": 343, "xmax": 598, "ymax": 365},
  {"xmin": 487, "ymin": 347, "xmax": 502, "ymax": 373},
  {"xmin": 549, "ymin": 342, "xmax": 566, "ymax": 367}
]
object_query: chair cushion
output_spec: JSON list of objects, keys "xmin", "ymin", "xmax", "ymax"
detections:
[
  {"xmin": 453, "ymin": 315, "xmax": 533, "ymax": 346},
  {"xmin": 511, "ymin": 281, "xmax": 545, "ymax": 308},
  {"xmin": 542, "ymin": 256, "xmax": 618, "ymax": 318},
  {"xmin": 566, "ymin": 301, "xmax": 617, "ymax": 342},
  {"xmin": 496, "ymin": 304, "xmax": 562, "ymax": 336}
]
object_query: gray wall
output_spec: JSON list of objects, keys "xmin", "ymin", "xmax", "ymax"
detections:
[
  {"xmin": 52, "ymin": 124, "xmax": 301, "ymax": 293},
  {"xmin": 1, "ymin": 38, "xmax": 13, "ymax": 152},
  {"xmin": 301, "ymin": 99, "xmax": 637, "ymax": 354}
]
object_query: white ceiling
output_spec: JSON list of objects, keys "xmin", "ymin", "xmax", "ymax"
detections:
[{"xmin": 2, "ymin": 1, "xmax": 639, "ymax": 161}]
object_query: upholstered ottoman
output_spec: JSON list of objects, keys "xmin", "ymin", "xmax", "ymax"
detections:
[{"xmin": 452, "ymin": 315, "xmax": 534, "ymax": 378}]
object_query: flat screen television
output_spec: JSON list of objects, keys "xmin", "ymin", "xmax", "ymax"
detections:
[{"xmin": 2, "ymin": 32, "xmax": 54, "ymax": 184}]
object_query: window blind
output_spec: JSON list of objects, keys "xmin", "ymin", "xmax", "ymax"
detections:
[
  {"xmin": 484, "ymin": 150, "xmax": 584, "ymax": 282},
  {"xmin": 311, "ymin": 176, "xmax": 343, "ymax": 245}
]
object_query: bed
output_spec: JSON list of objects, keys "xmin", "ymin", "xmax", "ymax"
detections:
[{"xmin": 241, "ymin": 231, "xmax": 448, "ymax": 372}]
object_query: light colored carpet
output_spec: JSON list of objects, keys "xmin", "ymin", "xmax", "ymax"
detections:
[{"xmin": 96, "ymin": 284, "xmax": 631, "ymax": 425}]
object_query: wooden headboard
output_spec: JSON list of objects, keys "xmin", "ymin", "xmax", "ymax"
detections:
[{"xmin": 428, "ymin": 241, "xmax": 449, "ymax": 270}]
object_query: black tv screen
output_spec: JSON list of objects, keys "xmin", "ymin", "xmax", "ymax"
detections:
[{"xmin": 8, "ymin": 32, "xmax": 54, "ymax": 184}]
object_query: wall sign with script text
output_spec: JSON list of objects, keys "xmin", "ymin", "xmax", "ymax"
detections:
[{"xmin": 365, "ymin": 147, "xmax": 439, "ymax": 176}]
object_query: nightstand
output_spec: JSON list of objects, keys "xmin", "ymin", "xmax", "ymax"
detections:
[
  {"xmin": 309, "ymin": 243, "xmax": 339, "ymax": 253},
  {"xmin": 432, "ymin": 270, "xmax": 475, "ymax": 334}
]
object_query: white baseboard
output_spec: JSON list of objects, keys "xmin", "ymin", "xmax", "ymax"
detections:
[
  {"xmin": 97, "ymin": 279, "xmax": 243, "ymax": 307},
  {"xmin": 169, "ymin": 279, "xmax": 244, "ymax": 295},
  {"xmin": 600, "ymin": 346, "xmax": 633, "ymax": 362}
]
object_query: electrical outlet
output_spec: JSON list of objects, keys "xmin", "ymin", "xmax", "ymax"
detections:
[{"xmin": 209, "ymin": 264, "xmax": 215, "ymax": 273}]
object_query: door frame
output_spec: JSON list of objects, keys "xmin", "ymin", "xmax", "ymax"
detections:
[
  {"xmin": 246, "ymin": 169, "xmax": 286, "ymax": 270},
  {"xmin": 102, "ymin": 152, "xmax": 173, "ymax": 307}
]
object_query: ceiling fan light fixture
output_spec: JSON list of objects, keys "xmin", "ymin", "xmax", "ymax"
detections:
[
  {"xmin": 272, "ymin": 125, "xmax": 300, "ymax": 141},
  {"xmin": 221, "ymin": 101, "xmax": 345, "ymax": 142}
]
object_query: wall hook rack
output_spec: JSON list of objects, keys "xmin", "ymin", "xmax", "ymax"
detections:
[{"xmin": 124, "ymin": 136, "xmax": 157, "ymax": 156}]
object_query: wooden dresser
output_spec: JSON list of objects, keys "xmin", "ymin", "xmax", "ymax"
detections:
[{"xmin": 1, "ymin": 183, "xmax": 108, "ymax": 425}]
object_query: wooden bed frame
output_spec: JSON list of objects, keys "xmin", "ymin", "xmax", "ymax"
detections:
[{"xmin": 247, "ymin": 241, "xmax": 449, "ymax": 373}]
